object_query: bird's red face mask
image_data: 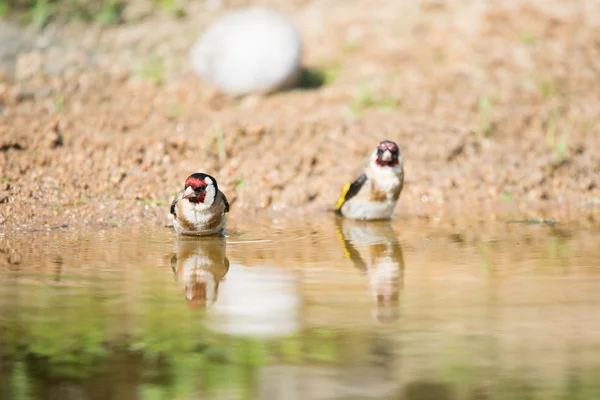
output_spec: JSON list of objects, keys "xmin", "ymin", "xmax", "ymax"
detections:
[{"xmin": 183, "ymin": 176, "xmax": 207, "ymax": 204}]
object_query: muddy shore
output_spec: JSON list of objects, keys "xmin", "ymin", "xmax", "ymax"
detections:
[{"xmin": 1, "ymin": 1, "xmax": 599, "ymax": 234}]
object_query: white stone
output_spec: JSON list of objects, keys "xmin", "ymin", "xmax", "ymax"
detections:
[{"xmin": 189, "ymin": 7, "xmax": 302, "ymax": 95}]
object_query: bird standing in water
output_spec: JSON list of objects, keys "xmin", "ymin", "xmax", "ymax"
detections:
[
  {"xmin": 335, "ymin": 140, "xmax": 404, "ymax": 220},
  {"xmin": 170, "ymin": 172, "xmax": 230, "ymax": 236}
]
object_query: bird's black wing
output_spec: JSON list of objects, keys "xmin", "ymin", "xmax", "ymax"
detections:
[
  {"xmin": 170, "ymin": 196, "xmax": 178, "ymax": 217},
  {"xmin": 335, "ymin": 173, "xmax": 367, "ymax": 212},
  {"xmin": 222, "ymin": 192, "xmax": 230, "ymax": 213}
]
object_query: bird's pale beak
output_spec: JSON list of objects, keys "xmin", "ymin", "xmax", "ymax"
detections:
[
  {"xmin": 382, "ymin": 150, "xmax": 393, "ymax": 162},
  {"xmin": 182, "ymin": 186, "xmax": 196, "ymax": 199}
]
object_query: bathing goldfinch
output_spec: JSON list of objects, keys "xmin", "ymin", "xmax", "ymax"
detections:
[
  {"xmin": 170, "ymin": 173, "xmax": 230, "ymax": 236},
  {"xmin": 335, "ymin": 140, "xmax": 404, "ymax": 220}
]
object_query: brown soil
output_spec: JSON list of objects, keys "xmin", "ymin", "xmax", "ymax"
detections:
[{"xmin": 1, "ymin": 0, "xmax": 600, "ymax": 234}]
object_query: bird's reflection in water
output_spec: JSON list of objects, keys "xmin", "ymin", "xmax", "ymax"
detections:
[
  {"xmin": 336, "ymin": 218, "xmax": 405, "ymax": 322},
  {"xmin": 170, "ymin": 236, "xmax": 230, "ymax": 309}
]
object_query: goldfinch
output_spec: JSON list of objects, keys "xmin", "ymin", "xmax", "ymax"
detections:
[
  {"xmin": 335, "ymin": 140, "xmax": 404, "ymax": 220},
  {"xmin": 335, "ymin": 218, "xmax": 405, "ymax": 322},
  {"xmin": 171, "ymin": 236, "xmax": 230, "ymax": 309},
  {"xmin": 170, "ymin": 173, "xmax": 230, "ymax": 236}
]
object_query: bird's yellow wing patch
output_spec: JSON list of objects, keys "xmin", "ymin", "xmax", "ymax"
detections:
[
  {"xmin": 335, "ymin": 183, "xmax": 352, "ymax": 210},
  {"xmin": 334, "ymin": 173, "xmax": 368, "ymax": 211}
]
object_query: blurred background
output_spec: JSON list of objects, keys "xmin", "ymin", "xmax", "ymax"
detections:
[{"xmin": 1, "ymin": 1, "xmax": 600, "ymax": 400}]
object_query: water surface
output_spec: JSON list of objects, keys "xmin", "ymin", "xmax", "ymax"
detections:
[{"xmin": 1, "ymin": 217, "xmax": 599, "ymax": 400}]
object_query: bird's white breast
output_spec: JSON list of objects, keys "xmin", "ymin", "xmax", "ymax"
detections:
[
  {"xmin": 181, "ymin": 201, "xmax": 217, "ymax": 226},
  {"xmin": 369, "ymin": 162, "xmax": 403, "ymax": 194},
  {"xmin": 174, "ymin": 196, "xmax": 226, "ymax": 236}
]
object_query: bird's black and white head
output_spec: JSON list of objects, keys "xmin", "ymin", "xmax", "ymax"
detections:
[{"xmin": 182, "ymin": 173, "xmax": 218, "ymax": 209}]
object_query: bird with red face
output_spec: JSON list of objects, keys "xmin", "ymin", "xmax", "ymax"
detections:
[
  {"xmin": 335, "ymin": 140, "xmax": 404, "ymax": 220},
  {"xmin": 170, "ymin": 172, "xmax": 230, "ymax": 236}
]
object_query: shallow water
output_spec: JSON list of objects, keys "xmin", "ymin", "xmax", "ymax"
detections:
[{"xmin": 1, "ymin": 216, "xmax": 600, "ymax": 400}]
